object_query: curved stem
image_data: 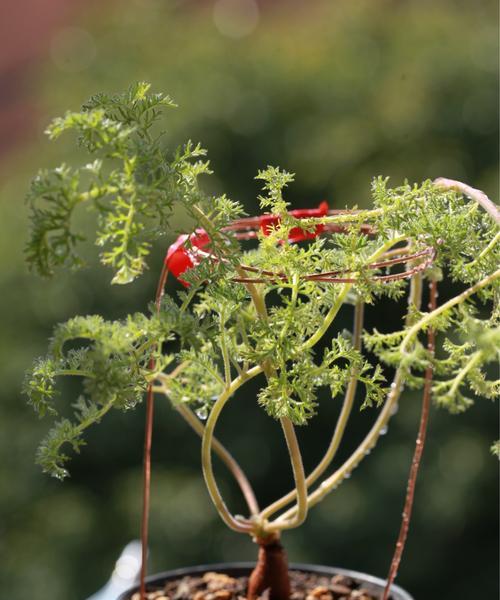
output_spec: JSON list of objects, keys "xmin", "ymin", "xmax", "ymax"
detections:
[
  {"xmin": 260, "ymin": 300, "xmax": 364, "ymax": 521},
  {"xmin": 251, "ymin": 240, "xmax": 404, "ymax": 533},
  {"xmin": 400, "ymin": 269, "xmax": 500, "ymax": 358},
  {"xmin": 466, "ymin": 231, "xmax": 500, "ymax": 267},
  {"xmin": 275, "ymin": 417, "xmax": 308, "ymax": 530},
  {"xmin": 301, "ymin": 236, "xmax": 407, "ymax": 352},
  {"xmin": 175, "ymin": 401, "xmax": 260, "ymax": 516},
  {"xmin": 201, "ymin": 366, "xmax": 263, "ymax": 533},
  {"xmin": 270, "ymin": 273, "xmax": 423, "ymax": 528},
  {"xmin": 270, "ymin": 372, "xmax": 404, "ymax": 527},
  {"xmin": 433, "ymin": 178, "xmax": 500, "ymax": 224},
  {"xmin": 447, "ymin": 351, "xmax": 482, "ymax": 399},
  {"xmin": 239, "ymin": 273, "xmax": 308, "ymax": 532},
  {"xmin": 66, "ymin": 396, "xmax": 115, "ymax": 440}
]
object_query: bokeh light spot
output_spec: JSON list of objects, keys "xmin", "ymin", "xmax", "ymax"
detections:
[{"xmin": 213, "ymin": 0, "xmax": 259, "ymax": 39}]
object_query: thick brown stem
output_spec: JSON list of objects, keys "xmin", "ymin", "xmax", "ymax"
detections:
[{"xmin": 247, "ymin": 536, "xmax": 291, "ymax": 600}]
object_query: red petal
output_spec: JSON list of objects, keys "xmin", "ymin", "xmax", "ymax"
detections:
[
  {"xmin": 259, "ymin": 214, "xmax": 281, "ymax": 236},
  {"xmin": 288, "ymin": 201, "xmax": 329, "ymax": 242},
  {"xmin": 165, "ymin": 229, "xmax": 212, "ymax": 286}
]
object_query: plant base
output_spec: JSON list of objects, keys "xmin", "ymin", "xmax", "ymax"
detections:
[{"xmin": 119, "ymin": 563, "xmax": 413, "ymax": 600}]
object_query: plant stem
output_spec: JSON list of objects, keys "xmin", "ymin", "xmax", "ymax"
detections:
[
  {"xmin": 139, "ymin": 260, "xmax": 171, "ymax": 600},
  {"xmin": 180, "ymin": 285, "xmax": 198, "ymax": 312},
  {"xmin": 382, "ymin": 279, "xmax": 437, "ymax": 600},
  {"xmin": 174, "ymin": 401, "xmax": 260, "ymax": 516},
  {"xmin": 220, "ymin": 310, "xmax": 232, "ymax": 388},
  {"xmin": 241, "ymin": 275, "xmax": 308, "ymax": 531},
  {"xmin": 201, "ymin": 366, "xmax": 263, "ymax": 533},
  {"xmin": 270, "ymin": 373, "xmax": 404, "ymax": 525},
  {"xmin": 174, "ymin": 212, "xmax": 264, "ymax": 532},
  {"xmin": 247, "ymin": 536, "xmax": 291, "ymax": 600},
  {"xmin": 321, "ymin": 207, "xmax": 386, "ymax": 224},
  {"xmin": 466, "ymin": 231, "xmax": 500, "ymax": 267},
  {"xmin": 301, "ymin": 236, "xmax": 407, "ymax": 351},
  {"xmin": 400, "ymin": 269, "xmax": 500, "ymax": 358},
  {"xmin": 271, "ymin": 273, "xmax": 423, "ymax": 526},
  {"xmin": 447, "ymin": 351, "xmax": 483, "ymax": 399},
  {"xmin": 236, "ymin": 271, "xmax": 298, "ymax": 597},
  {"xmin": 433, "ymin": 177, "xmax": 500, "ymax": 224},
  {"xmin": 275, "ymin": 417, "xmax": 308, "ymax": 529},
  {"xmin": 139, "ymin": 383, "xmax": 154, "ymax": 600},
  {"xmin": 259, "ymin": 300, "xmax": 364, "ymax": 521}
]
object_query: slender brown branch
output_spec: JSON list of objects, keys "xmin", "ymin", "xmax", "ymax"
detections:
[
  {"xmin": 382, "ymin": 279, "xmax": 437, "ymax": 600},
  {"xmin": 139, "ymin": 385, "xmax": 154, "ymax": 600},
  {"xmin": 140, "ymin": 262, "xmax": 170, "ymax": 600}
]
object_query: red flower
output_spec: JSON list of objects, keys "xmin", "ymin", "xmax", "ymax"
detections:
[
  {"xmin": 165, "ymin": 229, "xmax": 211, "ymax": 286},
  {"xmin": 166, "ymin": 202, "xmax": 329, "ymax": 285},
  {"xmin": 259, "ymin": 201, "xmax": 329, "ymax": 243}
]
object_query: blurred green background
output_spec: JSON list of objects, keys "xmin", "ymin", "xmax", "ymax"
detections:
[{"xmin": 0, "ymin": 0, "xmax": 498, "ymax": 598}]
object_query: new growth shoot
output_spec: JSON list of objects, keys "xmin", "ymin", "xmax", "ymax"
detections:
[{"xmin": 24, "ymin": 84, "xmax": 500, "ymax": 600}]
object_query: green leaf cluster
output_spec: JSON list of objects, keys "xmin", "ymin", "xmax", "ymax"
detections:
[
  {"xmin": 24, "ymin": 312, "xmax": 175, "ymax": 478},
  {"xmin": 25, "ymin": 83, "xmax": 500, "ymax": 478},
  {"xmin": 26, "ymin": 82, "xmax": 214, "ymax": 284}
]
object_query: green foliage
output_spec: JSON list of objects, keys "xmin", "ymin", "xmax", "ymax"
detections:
[
  {"xmin": 256, "ymin": 166, "xmax": 294, "ymax": 214},
  {"xmin": 365, "ymin": 295, "xmax": 499, "ymax": 410},
  {"xmin": 371, "ymin": 177, "xmax": 498, "ymax": 286},
  {"xmin": 491, "ymin": 441, "xmax": 500, "ymax": 457},
  {"xmin": 25, "ymin": 82, "xmax": 211, "ymax": 284},
  {"xmin": 432, "ymin": 309, "xmax": 500, "ymax": 413},
  {"xmin": 25, "ymin": 83, "xmax": 499, "ymax": 485},
  {"xmin": 3, "ymin": 3, "xmax": 497, "ymax": 597},
  {"xmin": 166, "ymin": 352, "xmax": 224, "ymax": 418},
  {"xmin": 24, "ymin": 312, "xmax": 175, "ymax": 478},
  {"xmin": 0, "ymin": 0, "xmax": 498, "ymax": 600}
]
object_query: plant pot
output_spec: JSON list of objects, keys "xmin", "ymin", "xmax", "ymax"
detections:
[{"xmin": 118, "ymin": 562, "xmax": 413, "ymax": 600}]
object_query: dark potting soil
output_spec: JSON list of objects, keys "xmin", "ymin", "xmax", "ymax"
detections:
[{"xmin": 131, "ymin": 570, "xmax": 393, "ymax": 600}]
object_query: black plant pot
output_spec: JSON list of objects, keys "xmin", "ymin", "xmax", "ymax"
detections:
[{"xmin": 118, "ymin": 562, "xmax": 413, "ymax": 600}]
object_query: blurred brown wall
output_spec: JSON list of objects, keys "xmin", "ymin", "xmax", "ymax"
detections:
[{"xmin": 0, "ymin": 0, "xmax": 93, "ymax": 157}]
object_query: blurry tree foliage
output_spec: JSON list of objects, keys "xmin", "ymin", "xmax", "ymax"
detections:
[{"xmin": 0, "ymin": 1, "xmax": 497, "ymax": 599}]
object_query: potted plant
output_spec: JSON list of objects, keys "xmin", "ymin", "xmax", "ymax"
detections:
[{"xmin": 24, "ymin": 83, "xmax": 499, "ymax": 600}]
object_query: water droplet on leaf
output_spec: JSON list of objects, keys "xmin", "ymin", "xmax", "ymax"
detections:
[{"xmin": 196, "ymin": 406, "xmax": 208, "ymax": 420}]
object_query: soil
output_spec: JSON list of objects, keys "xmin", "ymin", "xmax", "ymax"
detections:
[{"xmin": 130, "ymin": 570, "xmax": 393, "ymax": 600}]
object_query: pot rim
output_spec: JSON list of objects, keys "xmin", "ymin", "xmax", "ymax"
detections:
[{"xmin": 118, "ymin": 562, "xmax": 413, "ymax": 600}]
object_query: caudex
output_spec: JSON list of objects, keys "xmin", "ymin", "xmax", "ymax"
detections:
[{"xmin": 24, "ymin": 83, "xmax": 500, "ymax": 600}]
